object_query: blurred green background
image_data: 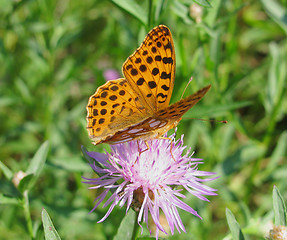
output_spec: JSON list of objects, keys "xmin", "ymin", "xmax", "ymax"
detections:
[{"xmin": 0, "ymin": 0, "xmax": 286, "ymax": 239}]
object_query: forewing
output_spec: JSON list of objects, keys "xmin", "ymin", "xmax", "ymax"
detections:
[
  {"xmin": 156, "ymin": 85, "xmax": 211, "ymax": 119},
  {"xmin": 122, "ymin": 25, "xmax": 175, "ymax": 112},
  {"xmin": 86, "ymin": 78, "xmax": 151, "ymax": 144}
]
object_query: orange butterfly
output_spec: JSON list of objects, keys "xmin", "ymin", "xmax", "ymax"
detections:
[{"xmin": 86, "ymin": 25, "xmax": 210, "ymax": 145}]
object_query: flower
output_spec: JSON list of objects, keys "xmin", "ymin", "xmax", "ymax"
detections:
[
  {"xmin": 82, "ymin": 131, "xmax": 218, "ymax": 239},
  {"xmin": 190, "ymin": 3, "xmax": 203, "ymax": 23},
  {"xmin": 103, "ymin": 69, "xmax": 120, "ymax": 81},
  {"xmin": 268, "ymin": 225, "xmax": 287, "ymax": 240},
  {"xmin": 12, "ymin": 171, "xmax": 27, "ymax": 187}
]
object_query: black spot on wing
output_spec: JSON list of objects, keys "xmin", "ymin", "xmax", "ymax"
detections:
[
  {"xmin": 135, "ymin": 58, "xmax": 141, "ymax": 63},
  {"xmin": 119, "ymin": 90, "xmax": 125, "ymax": 96},
  {"xmin": 100, "ymin": 109, "xmax": 107, "ymax": 115},
  {"xmin": 110, "ymin": 85, "xmax": 118, "ymax": 91},
  {"xmin": 164, "ymin": 41, "xmax": 173, "ymax": 52},
  {"xmin": 157, "ymin": 93, "xmax": 168, "ymax": 104},
  {"xmin": 162, "ymin": 57, "xmax": 173, "ymax": 64},
  {"xmin": 93, "ymin": 109, "xmax": 98, "ymax": 116},
  {"xmin": 109, "ymin": 95, "xmax": 117, "ymax": 101},
  {"xmin": 155, "ymin": 55, "xmax": 161, "ymax": 61},
  {"xmin": 152, "ymin": 68, "xmax": 159, "ymax": 76},
  {"xmin": 126, "ymin": 64, "xmax": 132, "ymax": 70},
  {"xmin": 148, "ymin": 81, "xmax": 157, "ymax": 89},
  {"xmin": 160, "ymin": 72, "xmax": 171, "ymax": 79},
  {"xmin": 137, "ymin": 78, "xmax": 145, "ymax": 86},
  {"xmin": 161, "ymin": 85, "xmax": 169, "ymax": 91},
  {"xmin": 139, "ymin": 65, "xmax": 147, "ymax": 72},
  {"xmin": 101, "ymin": 101, "xmax": 107, "ymax": 106},
  {"xmin": 101, "ymin": 92, "xmax": 108, "ymax": 98},
  {"xmin": 146, "ymin": 56, "xmax": 153, "ymax": 63},
  {"xmin": 131, "ymin": 68, "xmax": 138, "ymax": 76}
]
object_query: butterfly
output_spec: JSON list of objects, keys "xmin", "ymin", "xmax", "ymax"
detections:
[{"xmin": 86, "ymin": 25, "xmax": 211, "ymax": 146}]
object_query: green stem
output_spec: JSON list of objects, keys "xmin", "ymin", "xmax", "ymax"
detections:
[
  {"xmin": 131, "ymin": 211, "xmax": 140, "ymax": 240},
  {"xmin": 23, "ymin": 190, "xmax": 34, "ymax": 239}
]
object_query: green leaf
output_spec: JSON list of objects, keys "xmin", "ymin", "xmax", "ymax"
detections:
[
  {"xmin": 222, "ymin": 142, "xmax": 266, "ymax": 175},
  {"xmin": 171, "ymin": 1, "xmax": 193, "ymax": 24},
  {"xmin": 18, "ymin": 174, "xmax": 34, "ymax": 193},
  {"xmin": 214, "ymin": 3, "xmax": 247, "ymax": 28},
  {"xmin": 226, "ymin": 208, "xmax": 245, "ymax": 240},
  {"xmin": 185, "ymin": 101, "xmax": 252, "ymax": 118},
  {"xmin": 26, "ymin": 141, "xmax": 49, "ymax": 190},
  {"xmin": 268, "ymin": 131, "xmax": 287, "ymax": 171},
  {"xmin": 204, "ymin": 0, "xmax": 221, "ymax": 26},
  {"xmin": 49, "ymin": 155, "xmax": 90, "ymax": 172},
  {"xmin": 0, "ymin": 160, "xmax": 13, "ymax": 180},
  {"xmin": 114, "ymin": 210, "xmax": 136, "ymax": 240},
  {"xmin": 154, "ymin": 0, "xmax": 166, "ymax": 22},
  {"xmin": 265, "ymin": 42, "xmax": 280, "ymax": 113},
  {"xmin": 261, "ymin": 0, "xmax": 287, "ymax": 34},
  {"xmin": 273, "ymin": 186, "xmax": 287, "ymax": 226},
  {"xmin": 193, "ymin": 0, "xmax": 212, "ymax": 8},
  {"xmin": 0, "ymin": 194, "xmax": 20, "ymax": 205},
  {"xmin": 111, "ymin": 0, "xmax": 147, "ymax": 26},
  {"xmin": 42, "ymin": 208, "xmax": 61, "ymax": 240}
]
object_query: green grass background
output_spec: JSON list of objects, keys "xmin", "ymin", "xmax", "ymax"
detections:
[{"xmin": 0, "ymin": 0, "xmax": 286, "ymax": 239}]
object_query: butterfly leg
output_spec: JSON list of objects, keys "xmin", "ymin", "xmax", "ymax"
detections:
[
  {"xmin": 159, "ymin": 137, "xmax": 176, "ymax": 161},
  {"xmin": 136, "ymin": 140, "xmax": 150, "ymax": 155},
  {"xmin": 133, "ymin": 141, "xmax": 150, "ymax": 166},
  {"xmin": 141, "ymin": 141, "xmax": 150, "ymax": 154}
]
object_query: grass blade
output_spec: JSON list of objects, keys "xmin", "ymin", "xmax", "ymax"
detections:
[
  {"xmin": 42, "ymin": 208, "xmax": 61, "ymax": 240},
  {"xmin": 273, "ymin": 186, "xmax": 287, "ymax": 226},
  {"xmin": 226, "ymin": 208, "xmax": 245, "ymax": 240},
  {"xmin": 111, "ymin": 0, "xmax": 147, "ymax": 25}
]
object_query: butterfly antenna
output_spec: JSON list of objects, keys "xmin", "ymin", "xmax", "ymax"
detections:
[{"xmin": 180, "ymin": 77, "xmax": 193, "ymax": 99}]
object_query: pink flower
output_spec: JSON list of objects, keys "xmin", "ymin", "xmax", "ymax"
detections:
[
  {"xmin": 103, "ymin": 69, "xmax": 120, "ymax": 81},
  {"xmin": 82, "ymin": 131, "xmax": 218, "ymax": 238}
]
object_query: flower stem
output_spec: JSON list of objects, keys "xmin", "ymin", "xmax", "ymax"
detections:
[
  {"xmin": 23, "ymin": 190, "xmax": 34, "ymax": 239},
  {"xmin": 131, "ymin": 211, "xmax": 140, "ymax": 240}
]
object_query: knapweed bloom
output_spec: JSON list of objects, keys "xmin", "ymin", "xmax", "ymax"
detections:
[
  {"xmin": 82, "ymin": 132, "xmax": 218, "ymax": 238},
  {"xmin": 103, "ymin": 69, "xmax": 120, "ymax": 81}
]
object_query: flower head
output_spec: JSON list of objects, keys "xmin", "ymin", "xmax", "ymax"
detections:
[
  {"xmin": 268, "ymin": 225, "xmax": 287, "ymax": 240},
  {"xmin": 83, "ymin": 131, "xmax": 218, "ymax": 238},
  {"xmin": 103, "ymin": 69, "xmax": 120, "ymax": 81}
]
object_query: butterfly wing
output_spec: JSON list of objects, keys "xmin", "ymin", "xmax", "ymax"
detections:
[
  {"xmin": 155, "ymin": 85, "xmax": 211, "ymax": 120},
  {"xmin": 122, "ymin": 25, "xmax": 175, "ymax": 112},
  {"xmin": 86, "ymin": 78, "xmax": 151, "ymax": 145},
  {"xmin": 86, "ymin": 25, "xmax": 210, "ymax": 146},
  {"xmin": 89, "ymin": 85, "xmax": 211, "ymax": 145},
  {"xmin": 96, "ymin": 117, "xmax": 170, "ymax": 144}
]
